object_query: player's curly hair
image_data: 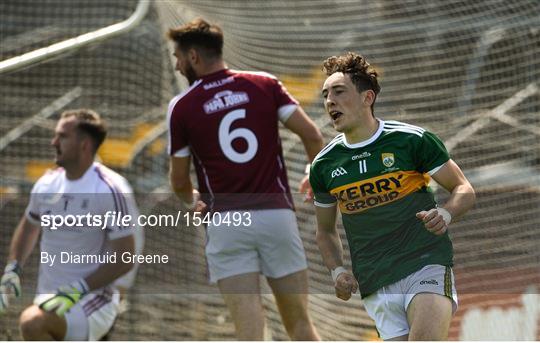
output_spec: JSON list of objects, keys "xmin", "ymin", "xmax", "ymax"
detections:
[
  {"xmin": 61, "ymin": 109, "xmax": 107, "ymax": 154},
  {"xmin": 168, "ymin": 18, "xmax": 223, "ymax": 59},
  {"xmin": 323, "ymin": 52, "xmax": 380, "ymax": 95}
]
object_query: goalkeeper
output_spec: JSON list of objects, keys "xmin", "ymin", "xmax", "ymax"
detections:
[{"xmin": 0, "ymin": 109, "xmax": 137, "ymax": 340}]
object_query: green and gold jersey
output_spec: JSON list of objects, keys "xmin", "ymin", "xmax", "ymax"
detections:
[{"xmin": 310, "ymin": 119, "xmax": 453, "ymax": 297}]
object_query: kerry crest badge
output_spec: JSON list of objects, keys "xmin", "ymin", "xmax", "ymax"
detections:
[{"xmin": 381, "ymin": 153, "xmax": 395, "ymax": 167}]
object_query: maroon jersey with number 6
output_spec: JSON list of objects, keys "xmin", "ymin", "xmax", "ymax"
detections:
[{"xmin": 167, "ymin": 69, "xmax": 298, "ymax": 212}]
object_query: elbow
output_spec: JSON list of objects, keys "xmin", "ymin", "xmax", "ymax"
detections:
[
  {"xmin": 463, "ymin": 180, "xmax": 476, "ymax": 204},
  {"xmin": 456, "ymin": 182, "xmax": 476, "ymax": 212},
  {"xmin": 119, "ymin": 257, "xmax": 134, "ymax": 277},
  {"xmin": 119, "ymin": 239, "xmax": 136, "ymax": 275},
  {"xmin": 469, "ymin": 184, "xmax": 476, "ymax": 207},
  {"xmin": 118, "ymin": 259, "xmax": 134, "ymax": 276}
]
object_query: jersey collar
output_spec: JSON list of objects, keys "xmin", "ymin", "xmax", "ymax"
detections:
[
  {"xmin": 342, "ymin": 118, "xmax": 384, "ymax": 149},
  {"xmin": 198, "ymin": 68, "xmax": 230, "ymax": 82},
  {"xmin": 63, "ymin": 162, "xmax": 99, "ymax": 183}
]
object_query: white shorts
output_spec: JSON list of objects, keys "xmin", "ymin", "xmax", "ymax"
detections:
[
  {"xmin": 362, "ymin": 264, "xmax": 458, "ymax": 340},
  {"xmin": 35, "ymin": 288, "xmax": 119, "ymax": 341},
  {"xmin": 205, "ymin": 208, "xmax": 308, "ymax": 283}
]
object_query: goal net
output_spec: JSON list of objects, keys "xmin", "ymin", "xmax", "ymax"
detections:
[{"xmin": 1, "ymin": 0, "xmax": 539, "ymax": 340}]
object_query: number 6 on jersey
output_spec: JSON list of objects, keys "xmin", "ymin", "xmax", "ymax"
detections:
[{"xmin": 218, "ymin": 109, "xmax": 258, "ymax": 163}]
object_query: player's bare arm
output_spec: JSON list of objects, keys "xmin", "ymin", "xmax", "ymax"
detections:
[
  {"xmin": 315, "ymin": 205, "xmax": 358, "ymax": 301},
  {"xmin": 283, "ymin": 107, "xmax": 324, "ymax": 199},
  {"xmin": 169, "ymin": 156, "xmax": 206, "ymax": 211},
  {"xmin": 315, "ymin": 205, "xmax": 341, "ymax": 268},
  {"xmin": 83, "ymin": 235, "xmax": 135, "ymax": 291},
  {"xmin": 8, "ymin": 216, "xmax": 41, "ymax": 265},
  {"xmin": 283, "ymin": 107, "xmax": 324, "ymax": 162},
  {"xmin": 416, "ymin": 159, "xmax": 476, "ymax": 235}
]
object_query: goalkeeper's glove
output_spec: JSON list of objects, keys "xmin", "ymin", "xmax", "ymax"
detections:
[
  {"xmin": 39, "ymin": 279, "xmax": 89, "ymax": 316},
  {"xmin": 0, "ymin": 261, "xmax": 22, "ymax": 314}
]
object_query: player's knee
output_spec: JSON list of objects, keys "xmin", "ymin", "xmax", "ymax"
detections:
[
  {"xmin": 409, "ymin": 329, "xmax": 448, "ymax": 341},
  {"xmin": 286, "ymin": 316, "xmax": 318, "ymax": 340},
  {"xmin": 409, "ymin": 320, "xmax": 450, "ymax": 341},
  {"xmin": 292, "ymin": 321, "xmax": 319, "ymax": 340},
  {"xmin": 19, "ymin": 306, "xmax": 47, "ymax": 339}
]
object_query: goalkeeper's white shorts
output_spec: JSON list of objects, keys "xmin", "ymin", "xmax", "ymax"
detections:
[
  {"xmin": 362, "ymin": 264, "xmax": 458, "ymax": 340},
  {"xmin": 34, "ymin": 287, "xmax": 119, "ymax": 340},
  {"xmin": 206, "ymin": 208, "xmax": 308, "ymax": 283}
]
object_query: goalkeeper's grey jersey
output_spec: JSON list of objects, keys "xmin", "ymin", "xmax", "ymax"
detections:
[{"xmin": 25, "ymin": 162, "xmax": 138, "ymax": 294}]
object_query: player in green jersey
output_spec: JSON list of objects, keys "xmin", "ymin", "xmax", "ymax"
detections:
[{"xmin": 310, "ymin": 52, "xmax": 476, "ymax": 340}]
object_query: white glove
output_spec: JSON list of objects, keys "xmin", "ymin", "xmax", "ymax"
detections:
[{"xmin": 0, "ymin": 261, "xmax": 22, "ymax": 314}]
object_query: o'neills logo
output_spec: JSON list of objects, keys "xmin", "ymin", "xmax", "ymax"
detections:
[
  {"xmin": 203, "ymin": 90, "xmax": 249, "ymax": 114},
  {"xmin": 330, "ymin": 171, "xmax": 428, "ymax": 214},
  {"xmin": 351, "ymin": 152, "xmax": 371, "ymax": 160},
  {"xmin": 420, "ymin": 279, "xmax": 439, "ymax": 285}
]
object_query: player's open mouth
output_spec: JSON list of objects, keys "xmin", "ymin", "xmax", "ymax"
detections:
[{"xmin": 330, "ymin": 111, "xmax": 343, "ymax": 121}]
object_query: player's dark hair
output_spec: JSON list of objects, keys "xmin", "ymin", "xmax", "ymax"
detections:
[
  {"xmin": 167, "ymin": 18, "xmax": 223, "ymax": 60},
  {"xmin": 323, "ymin": 52, "xmax": 380, "ymax": 114},
  {"xmin": 61, "ymin": 109, "xmax": 107, "ymax": 154}
]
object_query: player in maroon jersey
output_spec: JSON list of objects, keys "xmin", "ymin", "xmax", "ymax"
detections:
[{"xmin": 167, "ymin": 18, "xmax": 323, "ymax": 340}]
